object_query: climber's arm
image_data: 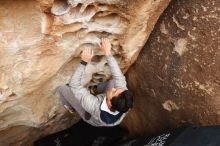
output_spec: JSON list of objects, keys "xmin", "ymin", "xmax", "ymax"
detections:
[
  {"xmin": 68, "ymin": 48, "xmax": 100, "ymax": 117},
  {"xmin": 106, "ymin": 55, "xmax": 127, "ymax": 89},
  {"xmin": 100, "ymin": 38, "xmax": 127, "ymax": 89},
  {"xmin": 69, "ymin": 47, "xmax": 93, "ymax": 88},
  {"xmin": 69, "ymin": 62, "xmax": 86, "ymax": 89}
]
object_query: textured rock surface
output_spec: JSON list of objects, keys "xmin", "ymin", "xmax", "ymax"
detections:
[
  {"xmin": 0, "ymin": 0, "xmax": 170, "ymax": 145},
  {"xmin": 125, "ymin": 0, "xmax": 220, "ymax": 135}
]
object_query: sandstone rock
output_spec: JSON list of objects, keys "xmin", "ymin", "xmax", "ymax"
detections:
[
  {"xmin": 125, "ymin": 0, "xmax": 220, "ymax": 135},
  {"xmin": 0, "ymin": 0, "xmax": 170, "ymax": 145}
]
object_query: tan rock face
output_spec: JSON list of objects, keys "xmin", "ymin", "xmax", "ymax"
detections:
[
  {"xmin": 0, "ymin": 0, "xmax": 170, "ymax": 145},
  {"xmin": 125, "ymin": 0, "xmax": 220, "ymax": 135}
]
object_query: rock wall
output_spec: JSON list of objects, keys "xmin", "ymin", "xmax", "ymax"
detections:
[
  {"xmin": 0, "ymin": 0, "xmax": 170, "ymax": 145},
  {"xmin": 125, "ymin": 0, "xmax": 220, "ymax": 135}
]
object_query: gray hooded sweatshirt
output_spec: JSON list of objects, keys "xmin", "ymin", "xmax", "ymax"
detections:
[{"xmin": 68, "ymin": 55, "xmax": 128, "ymax": 127}]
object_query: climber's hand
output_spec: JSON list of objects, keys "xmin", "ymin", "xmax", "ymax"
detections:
[
  {"xmin": 100, "ymin": 38, "xmax": 111, "ymax": 56},
  {"xmin": 81, "ymin": 47, "xmax": 94, "ymax": 63}
]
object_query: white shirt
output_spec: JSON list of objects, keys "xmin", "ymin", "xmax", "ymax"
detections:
[{"xmin": 100, "ymin": 97, "xmax": 119, "ymax": 115}]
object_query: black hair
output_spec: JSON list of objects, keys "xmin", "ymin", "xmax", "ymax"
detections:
[{"xmin": 111, "ymin": 90, "xmax": 133, "ymax": 113}]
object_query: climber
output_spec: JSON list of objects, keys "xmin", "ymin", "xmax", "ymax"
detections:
[{"xmin": 56, "ymin": 38, "xmax": 133, "ymax": 127}]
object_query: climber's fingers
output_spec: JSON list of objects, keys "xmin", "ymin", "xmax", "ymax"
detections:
[
  {"xmin": 91, "ymin": 49, "xmax": 94, "ymax": 57},
  {"xmin": 97, "ymin": 41, "xmax": 102, "ymax": 48},
  {"xmin": 80, "ymin": 47, "xmax": 94, "ymax": 62}
]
